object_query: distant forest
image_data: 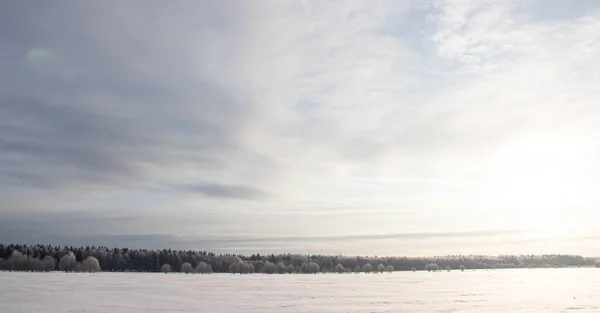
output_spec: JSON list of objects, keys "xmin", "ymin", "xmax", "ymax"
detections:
[{"xmin": 1, "ymin": 243, "xmax": 599, "ymax": 274}]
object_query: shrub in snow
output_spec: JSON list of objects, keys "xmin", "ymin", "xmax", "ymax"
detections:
[
  {"xmin": 354, "ymin": 266, "xmax": 361, "ymax": 273},
  {"xmin": 412, "ymin": 267, "xmax": 416, "ymax": 272},
  {"xmin": 196, "ymin": 262, "xmax": 212, "ymax": 274},
  {"xmin": 377, "ymin": 263, "xmax": 385, "ymax": 273},
  {"xmin": 181, "ymin": 262, "xmax": 193, "ymax": 274},
  {"xmin": 460, "ymin": 265, "xmax": 466, "ymax": 271},
  {"xmin": 59, "ymin": 253, "xmax": 77, "ymax": 272},
  {"xmin": 362, "ymin": 263, "xmax": 373, "ymax": 273},
  {"xmin": 81, "ymin": 256, "xmax": 101, "ymax": 273},
  {"xmin": 385, "ymin": 265, "xmax": 394, "ymax": 273},
  {"xmin": 445, "ymin": 265, "xmax": 451, "ymax": 272},
  {"xmin": 425, "ymin": 263, "xmax": 439, "ymax": 272},
  {"xmin": 335, "ymin": 263, "xmax": 345, "ymax": 274},
  {"xmin": 42, "ymin": 256, "xmax": 56, "ymax": 271},
  {"xmin": 161, "ymin": 264, "xmax": 172, "ymax": 274},
  {"xmin": 286, "ymin": 264, "xmax": 295, "ymax": 274}
]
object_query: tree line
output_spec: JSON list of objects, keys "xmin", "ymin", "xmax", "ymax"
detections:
[{"xmin": 0, "ymin": 244, "xmax": 597, "ymax": 274}]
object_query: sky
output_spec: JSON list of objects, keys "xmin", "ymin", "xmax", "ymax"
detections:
[{"xmin": 1, "ymin": 0, "xmax": 600, "ymax": 256}]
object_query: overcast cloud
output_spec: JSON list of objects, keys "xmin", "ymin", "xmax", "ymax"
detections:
[{"xmin": 2, "ymin": 0, "xmax": 600, "ymax": 256}]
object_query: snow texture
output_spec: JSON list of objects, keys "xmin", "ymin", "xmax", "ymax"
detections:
[{"xmin": 1, "ymin": 269, "xmax": 600, "ymax": 312}]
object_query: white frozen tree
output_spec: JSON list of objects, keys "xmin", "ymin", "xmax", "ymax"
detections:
[
  {"xmin": 161, "ymin": 264, "xmax": 172, "ymax": 273},
  {"xmin": 59, "ymin": 253, "xmax": 77, "ymax": 272},
  {"xmin": 385, "ymin": 265, "xmax": 394, "ymax": 273},
  {"xmin": 335, "ymin": 263, "xmax": 345, "ymax": 273},
  {"xmin": 229, "ymin": 261, "xmax": 254, "ymax": 274},
  {"xmin": 377, "ymin": 263, "xmax": 385, "ymax": 273},
  {"xmin": 460, "ymin": 265, "xmax": 466, "ymax": 271},
  {"xmin": 42, "ymin": 256, "xmax": 56, "ymax": 271},
  {"xmin": 81, "ymin": 256, "xmax": 101, "ymax": 272},
  {"xmin": 276, "ymin": 262, "xmax": 286, "ymax": 274},
  {"xmin": 286, "ymin": 264, "xmax": 295, "ymax": 274},
  {"xmin": 29, "ymin": 258, "xmax": 44, "ymax": 272},
  {"xmin": 309, "ymin": 262, "xmax": 320, "ymax": 274},
  {"xmin": 196, "ymin": 262, "xmax": 212, "ymax": 274},
  {"xmin": 181, "ymin": 262, "xmax": 193, "ymax": 274},
  {"xmin": 445, "ymin": 265, "xmax": 451, "ymax": 272},
  {"xmin": 425, "ymin": 263, "xmax": 439, "ymax": 272},
  {"xmin": 8, "ymin": 251, "xmax": 27, "ymax": 271},
  {"xmin": 411, "ymin": 267, "xmax": 416, "ymax": 272},
  {"xmin": 362, "ymin": 263, "xmax": 373, "ymax": 273},
  {"xmin": 354, "ymin": 265, "xmax": 361, "ymax": 273},
  {"xmin": 263, "ymin": 261, "xmax": 277, "ymax": 274},
  {"xmin": 595, "ymin": 259, "xmax": 600, "ymax": 268}
]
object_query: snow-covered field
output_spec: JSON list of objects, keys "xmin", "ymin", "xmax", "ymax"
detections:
[{"xmin": 1, "ymin": 268, "xmax": 599, "ymax": 312}]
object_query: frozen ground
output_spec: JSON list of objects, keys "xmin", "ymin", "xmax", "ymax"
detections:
[{"xmin": 1, "ymin": 268, "xmax": 599, "ymax": 312}]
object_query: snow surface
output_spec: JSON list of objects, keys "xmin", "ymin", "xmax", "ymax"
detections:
[{"xmin": 1, "ymin": 268, "xmax": 600, "ymax": 312}]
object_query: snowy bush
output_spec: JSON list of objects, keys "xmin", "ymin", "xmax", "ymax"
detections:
[
  {"xmin": 286, "ymin": 264, "xmax": 295, "ymax": 274},
  {"xmin": 181, "ymin": 262, "xmax": 193, "ymax": 274},
  {"xmin": 425, "ymin": 263, "xmax": 439, "ymax": 272},
  {"xmin": 362, "ymin": 263, "xmax": 373, "ymax": 273},
  {"xmin": 334, "ymin": 263, "xmax": 345, "ymax": 273},
  {"xmin": 29, "ymin": 258, "xmax": 44, "ymax": 272},
  {"xmin": 445, "ymin": 265, "xmax": 451, "ymax": 272},
  {"xmin": 309, "ymin": 262, "xmax": 320, "ymax": 274},
  {"xmin": 377, "ymin": 263, "xmax": 385, "ymax": 273},
  {"xmin": 385, "ymin": 265, "xmax": 394, "ymax": 273},
  {"xmin": 161, "ymin": 264, "xmax": 172, "ymax": 273},
  {"xmin": 81, "ymin": 256, "xmax": 101, "ymax": 272},
  {"xmin": 354, "ymin": 265, "xmax": 361, "ymax": 273},
  {"xmin": 59, "ymin": 253, "xmax": 77, "ymax": 272}
]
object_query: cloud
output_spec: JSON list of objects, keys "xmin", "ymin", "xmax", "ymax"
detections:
[{"xmin": 2, "ymin": 0, "xmax": 600, "ymax": 255}]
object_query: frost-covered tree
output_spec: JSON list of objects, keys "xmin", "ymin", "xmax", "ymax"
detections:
[
  {"xmin": 196, "ymin": 262, "xmax": 212, "ymax": 274},
  {"xmin": 59, "ymin": 252, "xmax": 77, "ymax": 272},
  {"xmin": 445, "ymin": 265, "xmax": 451, "ymax": 272},
  {"xmin": 335, "ymin": 263, "xmax": 345, "ymax": 273},
  {"xmin": 161, "ymin": 264, "xmax": 172, "ymax": 273},
  {"xmin": 8, "ymin": 251, "xmax": 27, "ymax": 271},
  {"xmin": 181, "ymin": 262, "xmax": 193, "ymax": 274},
  {"xmin": 411, "ymin": 267, "xmax": 416, "ymax": 272},
  {"xmin": 460, "ymin": 265, "xmax": 466, "ymax": 272},
  {"xmin": 425, "ymin": 263, "xmax": 439, "ymax": 272},
  {"xmin": 385, "ymin": 265, "xmax": 394, "ymax": 273},
  {"xmin": 595, "ymin": 259, "xmax": 600, "ymax": 268},
  {"xmin": 354, "ymin": 265, "xmax": 361, "ymax": 273},
  {"xmin": 377, "ymin": 263, "xmax": 385, "ymax": 273},
  {"xmin": 362, "ymin": 263, "xmax": 373, "ymax": 273},
  {"xmin": 30, "ymin": 258, "xmax": 44, "ymax": 272},
  {"xmin": 286, "ymin": 264, "xmax": 295, "ymax": 274},
  {"xmin": 309, "ymin": 262, "xmax": 320, "ymax": 274},
  {"xmin": 81, "ymin": 256, "xmax": 101, "ymax": 272},
  {"xmin": 229, "ymin": 261, "xmax": 254, "ymax": 274},
  {"xmin": 276, "ymin": 262, "xmax": 286, "ymax": 274},
  {"xmin": 263, "ymin": 261, "xmax": 277, "ymax": 274},
  {"xmin": 42, "ymin": 256, "xmax": 56, "ymax": 271}
]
